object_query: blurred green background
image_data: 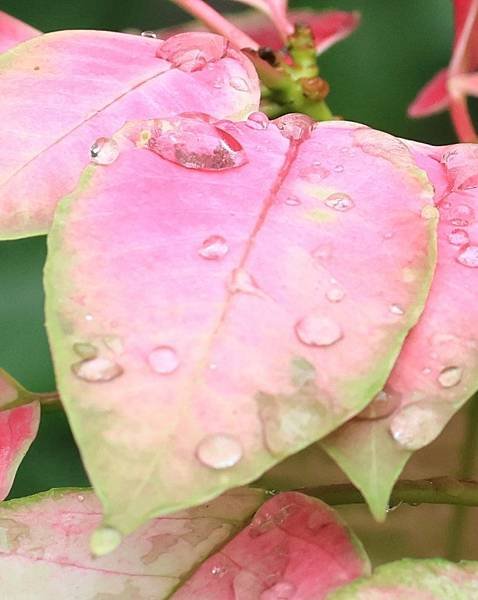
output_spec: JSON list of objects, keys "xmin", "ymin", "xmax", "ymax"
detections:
[{"xmin": 2, "ymin": 0, "xmax": 476, "ymax": 565}]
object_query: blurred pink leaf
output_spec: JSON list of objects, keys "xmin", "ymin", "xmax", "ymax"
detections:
[
  {"xmin": 408, "ymin": 68, "xmax": 449, "ymax": 118},
  {"xmin": 44, "ymin": 115, "xmax": 436, "ymax": 537},
  {"xmin": 231, "ymin": 0, "xmax": 293, "ymax": 40},
  {"xmin": 0, "ymin": 369, "xmax": 40, "ymax": 500},
  {"xmin": 0, "ymin": 30, "xmax": 259, "ymax": 239},
  {"xmin": 0, "ymin": 10, "xmax": 39, "ymax": 53},
  {"xmin": 322, "ymin": 142, "xmax": 478, "ymax": 519}
]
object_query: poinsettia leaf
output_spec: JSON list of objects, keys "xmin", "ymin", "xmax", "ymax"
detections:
[
  {"xmin": 322, "ymin": 142, "xmax": 478, "ymax": 520},
  {"xmin": 0, "ymin": 487, "xmax": 266, "ymax": 597},
  {"xmin": 408, "ymin": 68, "xmax": 449, "ymax": 118},
  {"xmin": 44, "ymin": 115, "xmax": 436, "ymax": 540},
  {"xmin": 0, "ymin": 369, "xmax": 40, "ymax": 500},
  {"xmin": 172, "ymin": 491, "xmax": 370, "ymax": 598},
  {"xmin": 231, "ymin": 0, "xmax": 293, "ymax": 39},
  {"xmin": 0, "ymin": 10, "xmax": 40, "ymax": 53},
  {"xmin": 0, "ymin": 30, "xmax": 259, "ymax": 240},
  {"xmin": 328, "ymin": 558, "xmax": 478, "ymax": 599}
]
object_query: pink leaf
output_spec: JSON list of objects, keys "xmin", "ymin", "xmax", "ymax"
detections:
[
  {"xmin": 0, "ymin": 10, "xmax": 39, "ymax": 53},
  {"xmin": 408, "ymin": 68, "xmax": 449, "ymax": 118},
  {"xmin": 231, "ymin": 0, "xmax": 293, "ymax": 40},
  {"xmin": 172, "ymin": 492, "xmax": 370, "ymax": 599},
  {"xmin": 0, "ymin": 370, "xmax": 40, "ymax": 500},
  {"xmin": 44, "ymin": 115, "xmax": 436, "ymax": 537},
  {"xmin": 322, "ymin": 142, "xmax": 478, "ymax": 519},
  {"xmin": 0, "ymin": 31, "xmax": 259, "ymax": 239}
]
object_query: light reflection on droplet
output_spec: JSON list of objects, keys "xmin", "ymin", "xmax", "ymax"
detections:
[{"xmin": 196, "ymin": 434, "xmax": 243, "ymax": 469}]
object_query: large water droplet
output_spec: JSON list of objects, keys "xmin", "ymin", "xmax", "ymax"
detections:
[
  {"xmin": 437, "ymin": 366, "xmax": 463, "ymax": 388},
  {"xmin": 326, "ymin": 286, "xmax": 345, "ymax": 302},
  {"xmin": 229, "ymin": 268, "xmax": 263, "ymax": 296},
  {"xmin": 389, "ymin": 304, "xmax": 404, "ymax": 315},
  {"xmin": 389, "ymin": 403, "xmax": 442, "ymax": 450},
  {"xmin": 456, "ymin": 245, "xmax": 478, "ymax": 267},
  {"xmin": 141, "ymin": 31, "xmax": 157, "ymax": 38},
  {"xmin": 196, "ymin": 433, "xmax": 243, "ymax": 469},
  {"xmin": 295, "ymin": 314, "xmax": 343, "ymax": 347},
  {"xmin": 156, "ymin": 35, "xmax": 227, "ymax": 72},
  {"xmin": 198, "ymin": 235, "xmax": 229, "ymax": 260},
  {"xmin": 72, "ymin": 357, "xmax": 123, "ymax": 382},
  {"xmin": 324, "ymin": 193, "xmax": 354, "ymax": 211},
  {"xmin": 246, "ymin": 112, "xmax": 269, "ymax": 130},
  {"xmin": 147, "ymin": 117, "xmax": 247, "ymax": 171},
  {"xmin": 90, "ymin": 137, "xmax": 119, "ymax": 165},
  {"xmin": 148, "ymin": 346, "xmax": 179, "ymax": 374},
  {"xmin": 73, "ymin": 342, "xmax": 98, "ymax": 359},
  {"xmin": 448, "ymin": 204, "xmax": 475, "ymax": 227},
  {"xmin": 274, "ymin": 113, "xmax": 313, "ymax": 141},
  {"xmin": 448, "ymin": 228, "xmax": 469, "ymax": 246},
  {"xmin": 260, "ymin": 581, "xmax": 296, "ymax": 599},
  {"xmin": 90, "ymin": 526, "xmax": 122, "ymax": 556},
  {"xmin": 358, "ymin": 389, "xmax": 400, "ymax": 420},
  {"xmin": 229, "ymin": 77, "xmax": 250, "ymax": 92}
]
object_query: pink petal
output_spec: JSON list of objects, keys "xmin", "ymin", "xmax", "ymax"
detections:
[
  {"xmin": 0, "ymin": 10, "xmax": 40, "ymax": 53},
  {"xmin": 0, "ymin": 31, "xmax": 259, "ymax": 239},
  {"xmin": 44, "ymin": 116, "xmax": 436, "ymax": 536},
  {"xmin": 408, "ymin": 68, "xmax": 449, "ymax": 118},
  {"xmin": 172, "ymin": 492, "xmax": 370, "ymax": 599},
  {"xmin": 323, "ymin": 142, "xmax": 478, "ymax": 519},
  {"xmin": 231, "ymin": 0, "xmax": 293, "ymax": 39}
]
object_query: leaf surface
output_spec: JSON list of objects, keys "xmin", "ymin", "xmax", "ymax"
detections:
[
  {"xmin": 44, "ymin": 116, "xmax": 436, "ymax": 538},
  {"xmin": 322, "ymin": 142, "xmax": 478, "ymax": 519},
  {"xmin": 0, "ymin": 10, "xmax": 39, "ymax": 53},
  {"xmin": 0, "ymin": 30, "xmax": 259, "ymax": 239}
]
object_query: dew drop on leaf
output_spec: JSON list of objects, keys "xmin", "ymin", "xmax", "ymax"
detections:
[
  {"xmin": 447, "ymin": 228, "xmax": 469, "ymax": 246},
  {"xmin": 389, "ymin": 304, "xmax": 405, "ymax": 315},
  {"xmin": 196, "ymin": 433, "xmax": 243, "ymax": 469},
  {"xmin": 229, "ymin": 76, "xmax": 250, "ymax": 92},
  {"xmin": 284, "ymin": 196, "xmax": 301, "ymax": 206},
  {"xmin": 324, "ymin": 193, "xmax": 354, "ymax": 211},
  {"xmin": 72, "ymin": 357, "xmax": 123, "ymax": 382},
  {"xmin": 90, "ymin": 137, "xmax": 119, "ymax": 165},
  {"xmin": 198, "ymin": 235, "xmax": 229, "ymax": 260},
  {"xmin": 274, "ymin": 113, "xmax": 314, "ymax": 141},
  {"xmin": 147, "ymin": 117, "xmax": 248, "ymax": 171},
  {"xmin": 248, "ymin": 512, "xmax": 275, "ymax": 538},
  {"xmin": 295, "ymin": 314, "xmax": 343, "ymax": 347},
  {"xmin": 148, "ymin": 346, "xmax": 179, "ymax": 375},
  {"xmin": 141, "ymin": 31, "xmax": 157, "ymax": 38},
  {"xmin": 456, "ymin": 244, "xmax": 478, "ymax": 267},
  {"xmin": 246, "ymin": 111, "xmax": 269, "ymax": 130},
  {"xmin": 90, "ymin": 526, "xmax": 122, "ymax": 556},
  {"xmin": 326, "ymin": 286, "xmax": 345, "ymax": 303},
  {"xmin": 437, "ymin": 366, "xmax": 463, "ymax": 388},
  {"xmin": 389, "ymin": 403, "xmax": 442, "ymax": 450},
  {"xmin": 156, "ymin": 36, "xmax": 227, "ymax": 72},
  {"xmin": 333, "ymin": 164, "xmax": 344, "ymax": 173},
  {"xmin": 211, "ymin": 565, "xmax": 227, "ymax": 577},
  {"xmin": 228, "ymin": 268, "xmax": 263, "ymax": 296},
  {"xmin": 103, "ymin": 335, "xmax": 124, "ymax": 355}
]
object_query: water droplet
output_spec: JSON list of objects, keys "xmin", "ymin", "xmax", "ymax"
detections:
[
  {"xmin": 389, "ymin": 403, "xmax": 442, "ymax": 450},
  {"xmin": 73, "ymin": 342, "xmax": 98, "ymax": 359},
  {"xmin": 386, "ymin": 500, "xmax": 403, "ymax": 513},
  {"xmin": 274, "ymin": 113, "xmax": 313, "ymax": 141},
  {"xmin": 198, "ymin": 235, "xmax": 229, "ymax": 260},
  {"xmin": 90, "ymin": 137, "xmax": 119, "ymax": 165},
  {"xmin": 300, "ymin": 165, "xmax": 330, "ymax": 182},
  {"xmin": 448, "ymin": 228, "xmax": 469, "ymax": 246},
  {"xmin": 141, "ymin": 31, "xmax": 157, "ymax": 38},
  {"xmin": 148, "ymin": 346, "xmax": 179, "ymax": 374},
  {"xmin": 421, "ymin": 205, "xmax": 439, "ymax": 220},
  {"xmin": 77, "ymin": 494, "xmax": 85, "ymax": 502},
  {"xmin": 358, "ymin": 389, "xmax": 400, "ymax": 420},
  {"xmin": 261, "ymin": 581, "xmax": 296, "ymax": 599},
  {"xmin": 246, "ymin": 111, "xmax": 269, "ymax": 130},
  {"xmin": 156, "ymin": 35, "xmax": 227, "ymax": 72},
  {"xmin": 196, "ymin": 433, "xmax": 242, "ymax": 469},
  {"xmin": 211, "ymin": 565, "xmax": 227, "ymax": 577},
  {"xmin": 448, "ymin": 204, "xmax": 475, "ymax": 226},
  {"xmin": 422, "ymin": 367, "xmax": 432, "ymax": 375},
  {"xmin": 229, "ymin": 77, "xmax": 250, "ymax": 92},
  {"xmin": 229, "ymin": 268, "xmax": 263, "ymax": 296},
  {"xmin": 389, "ymin": 304, "xmax": 404, "ymax": 315},
  {"xmin": 147, "ymin": 117, "xmax": 247, "ymax": 171},
  {"xmin": 249, "ymin": 512, "xmax": 275, "ymax": 538},
  {"xmin": 437, "ymin": 366, "xmax": 463, "ymax": 388},
  {"xmin": 456, "ymin": 245, "xmax": 478, "ymax": 267},
  {"xmin": 284, "ymin": 196, "xmax": 301, "ymax": 206},
  {"xmin": 103, "ymin": 335, "xmax": 124, "ymax": 355},
  {"xmin": 90, "ymin": 526, "xmax": 122, "ymax": 556},
  {"xmin": 72, "ymin": 357, "xmax": 123, "ymax": 382},
  {"xmin": 326, "ymin": 286, "xmax": 345, "ymax": 302},
  {"xmin": 333, "ymin": 164, "xmax": 344, "ymax": 173},
  {"xmin": 324, "ymin": 193, "xmax": 354, "ymax": 211},
  {"xmin": 295, "ymin": 314, "xmax": 343, "ymax": 347},
  {"xmin": 85, "ymin": 314, "xmax": 94, "ymax": 322}
]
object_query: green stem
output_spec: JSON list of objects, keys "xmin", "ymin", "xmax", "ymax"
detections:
[{"xmin": 296, "ymin": 477, "xmax": 478, "ymax": 508}]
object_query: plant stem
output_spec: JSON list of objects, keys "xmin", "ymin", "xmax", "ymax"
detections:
[{"xmin": 297, "ymin": 477, "xmax": 478, "ymax": 508}]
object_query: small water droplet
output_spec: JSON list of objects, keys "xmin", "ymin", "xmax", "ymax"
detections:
[
  {"xmin": 389, "ymin": 304, "xmax": 404, "ymax": 315},
  {"xmin": 389, "ymin": 403, "xmax": 442, "ymax": 450},
  {"xmin": 90, "ymin": 137, "xmax": 119, "ymax": 165},
  {"xmin": 229, "ymin": 77, "xmax": 250, "ymax": 92},
  {"xmin": 333, "ymin": 164, "xmax": 344, "ymax": 173},
  {"xmin": 72, "ymin": 357, "xmax": 123, "ymax": 382},
  {"xmin": 358, "ymin": 389, "xmax": 400, "ymax": 420},
  {"xmin": 448, "ymin": 228, "xmax": 469, "ymax": 246},
  {"xmin": 448, "ymin": 204, "xmax": 475, "ymax": 226},
  {"xmin": 141, "ymin": 31, "xmax": 157, "ymax": 38},
  {"xmin": 156, "ymin": 36, "xmax": 227, "ymax": 72},
  {"xmin": 295, "ymin": 314, "xmax": 343, "ymax": 347},
  {"xmin": 421, "ymin": 205, "xmax": 439, "ymax": 220},
  {"xmin": 326, "ymin": 286, "xmax": 345, "ymax": 302},
  {"xmin": 198, "ymin": 235, "xmax": 229, "ymax": 260},
  {"xmin": 274, "ymin": 113, "xmax": 313, "ymax": 141},
  {"xmin": 229, "ymin": 268, "xmax": 263, "ymax": 296},
  {"xmin": 103, "ymin": 335, "xmax": 124, "ymax": 355},
  {"xmin": 284, "ymin": 196, "xmax": 301, "ymax": 206},
  {"xmin": 246, "ymin": 111, "xmax": 269, "ymax": 130},
  {"xmin": 147, "ymin": 117, "xmax": 247, "ymax": 171},
  {"xmin": 249, "ymin": 512, "xmax": 275, "ymax": 538},
  {"xmin": 196, "ymin": 434, "xmax": 242, "ymax": 469},
  {"xmin": 324, "ymin": 192, "xmax": 354, "ymax": 211},
  {"xmin": 85, "ymin": 314, "xmax": 94, "ymax": 322},
  {"xmin": 77, "ymin": 494, "xmax": 85, "ymax": 502},
  {"xmin": 386, "ymin": 500, "xmax": 403, "ymax": 513},
  {"xmin": 91, "ymin": 526, "xmax": 122, "ymax": 556},
  {"xmin": 437, "ymin": 366, "xmax": 463, "ymax": 388},
  {"xmin": 211, "ymin": 565, "xmax": 227, "ymax": 577},
  {"xmin": 456, "ymin": 244, "xmax": 478, "ymax": 267},
  {"xmin": 73, "ymin": 342, "xmax": 98, "ymax": 359},
  {"xmin": 260, "ymin": 581, "xmax": 296, "ymax": 600},
  {"xmin": 148, "ymin": 346, "xmax": 179, "ymax": 375}
]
